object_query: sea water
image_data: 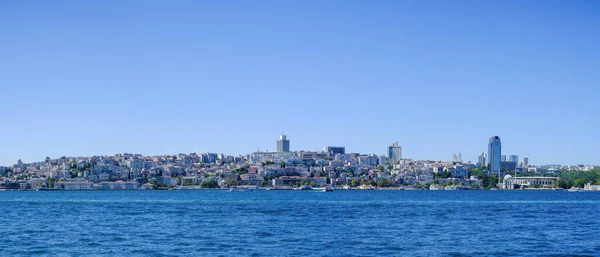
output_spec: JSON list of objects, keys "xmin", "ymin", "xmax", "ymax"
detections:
[{"xmin": 0, "ymin": 190, "xmax": 599, "ymax": 256}]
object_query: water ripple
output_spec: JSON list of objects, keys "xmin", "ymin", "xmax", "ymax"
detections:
[{"xmin": 0, "ymin": 190, "xmax": 599, "ymax": 256}]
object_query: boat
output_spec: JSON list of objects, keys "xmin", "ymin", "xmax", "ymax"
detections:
[
  {"xmin": 568, "ymin": 187, "xmax": 583, "ymax": 192},
  {"xmin": 300, "ymin": 185, "xmax": 313, "ymax": 190},
  {"xmin": 443, "ymin": 186, "xmax": 458, "ymax": 190},
  {"xmin": 342, "ymin": 185, "xmax": 351, "ymax": 190},
  {"xmin": 230, "ymin": 187, "xmax": 252, "ymax": 192},
  {"xmin": 323, "ymin": 184, "xmax": 334, "ymax": 192},
  {"xmin": 429, "ymin": 185, "xmax": 441, "ymax": 190}
]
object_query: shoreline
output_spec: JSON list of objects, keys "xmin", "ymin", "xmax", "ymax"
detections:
[{"xmin": 0, "ymin": 187, "xmax": 581, "ymax": 192}]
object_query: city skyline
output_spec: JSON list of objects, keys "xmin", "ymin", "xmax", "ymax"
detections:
[
  {"xmin": 1, "ymin": 1, "xmax": 599, "ymax": 166},
  {"xmin": 0, "ymin": 134, "xmax": 580, "ymax": 167}
]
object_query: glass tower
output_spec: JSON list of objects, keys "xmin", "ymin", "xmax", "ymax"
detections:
[
  {"xmin": 277, "ymin": 134, "xmax": 290, "ymax": 152},
  {"xmin": 488, "ymin": 136, "xmax": 502, "ymax": 174},
  {"xmin": 387, "ymin": 142, "xmax": 402, "ymax": 162}
]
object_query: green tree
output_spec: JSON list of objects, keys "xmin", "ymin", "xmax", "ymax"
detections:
[
  {"xmin": 574, "ymin": 178, "xmax": 585, "ymax": 188},
  {"xmin": 350, "ymin": 179, "xmax": 360, "ymax": 187},
  {"xmin": 200, "ymin": 180, "xmax": 219, "ymax": 189},
  {"xmin": 47, "ymin": 178, "xmax": 55, "ymax": 188},
  {"xmin": 225, "ymin": 178, "xmax": 237, "ymax": 187},
  {"xmin": 377, "ymin": 178, "xmax": 393, "ymax": 187},
  {"xmin": 556, "ymin": 179, "xmax": 568, "ymax": 189}
]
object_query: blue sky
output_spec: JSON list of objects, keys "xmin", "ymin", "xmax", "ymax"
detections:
[{"xmin": 1, "ymin": 0, "xmax": 598, "ymax": 166}]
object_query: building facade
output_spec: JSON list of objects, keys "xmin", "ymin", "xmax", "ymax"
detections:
[
  {"xmin": 277, "ymin": 134, "xmax": 290, "ymax": 152},
  {"xmin": 488, "ymin": 136, "xmax": 502, "ymax": 174},
  {"xmin": 324, "ymin": 146, "xmax": 345, "ymax": 155},
  {"xmin": 502, "ymin": 175, "xmax": 559, "ymax": 189},
  {"xmin": 387, "ymin": 142, "xmax": 402, "ymax": 162},
  {"xmin": 477, "ymin": 152, "xmax": 486, "ymax": 167}
]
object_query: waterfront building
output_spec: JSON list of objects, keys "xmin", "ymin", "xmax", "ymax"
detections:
[
  {"xmin": 55, "ymin": 180, "xmax": 93, "ymax": 190},
  {"xmin": 488, "ymin": 136, "xmax": 502, "ymax": 174},
  {"xmin": 502, "ymin": 175, "xmax": 559, "ymax": 189},
  {"xmin": 277, "ymin": 134, "xmax": 290, "ymax": 152},
  {"xmin": 99, "ymin": 181, "xmax": 140, "ymax": 190},
  {"xmin": 324, "ymin": 146, "xmax": 345, "ymax": 155},
  {"xmin": 387, "ymin": 142, "xmax": 402, "ymax": 162},
  {"xmin": 584, "ymin": 183, "xmax": 600, "ymax": 191}
]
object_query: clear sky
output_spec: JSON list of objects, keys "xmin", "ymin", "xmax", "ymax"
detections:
[{"xmin": 1, "ymin": 0, "xmax": 598, "ymax": 166}]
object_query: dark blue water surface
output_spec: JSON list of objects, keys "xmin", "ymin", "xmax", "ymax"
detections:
[{"xmin": 1, "ymin": 190, "xmax": 599, "ymax": 256}]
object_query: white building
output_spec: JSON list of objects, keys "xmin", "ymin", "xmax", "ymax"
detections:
[
  {"xmin": 502, "ymin": 175, "xmax": 559, "ymax": 189},
  {"xmin": 55, "ymin": 181, "xmax": 92, "ymax": 190}
]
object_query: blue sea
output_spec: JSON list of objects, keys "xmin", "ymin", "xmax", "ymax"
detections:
[{"xmin": 0, "ymin": 190, "xmax": 599, "ymax": 256}]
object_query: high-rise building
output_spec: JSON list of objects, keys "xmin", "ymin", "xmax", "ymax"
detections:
[
  {"xmin": 452, "ymin": 153, "xmax": 462, "ymax": 163},
  {"xmin": 488, "ymin": 136, "xmax": 502, "ymax": 174},
  {"xmin": 277, "ymin": 134, "xmax": 290, "ymax": 152},
  {"xmin": 501, "ymin": 155, "xmax": 507, "ymax": 162},
  {"xmin": 324, "ymin": 146, "xmax": 345, "ymax": 155},
  {"xmin": 378, "ymin": 156, "xmax": 387, "ymax": 166},
  {"xmin": 478, "ymin": 152, "xmax": 486, "ymax": 167},
  {"xmin": 523, "ymin": 157, "xmax": 529, "ymax": 167},
  {"xmin": 508, "ymin": 155, "xmax": 518, "ymax": 164},
  {"xmin": 387, "ymin": 142, "xmax": 402, "ymax": 162}
]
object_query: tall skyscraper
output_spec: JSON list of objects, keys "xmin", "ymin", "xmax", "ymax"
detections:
[
  {"xmin": 478, "ymin": 152, "xmax": 486, "ymax": 167},
  {"xmin": 488, "ymin": 136, "xmax": 502, "ymax": 174},
  {"xmin": 387, "ymin": 142, "xmax": 402, "ymax": 162},
  {"xmin": 508, "ymin": 155, "xmax": 518, "ymax": 164},
  {"xmin": 277, "ymin": 134, "xmax": 290, "ymax": 152}
]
